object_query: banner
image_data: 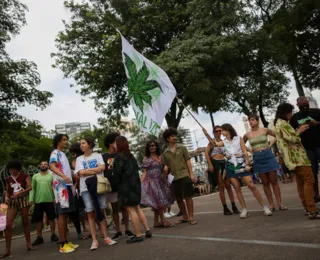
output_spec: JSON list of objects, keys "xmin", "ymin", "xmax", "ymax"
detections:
[{"xmin": 120, "ymin": 33, "xmax": 176, "ymax": 136}]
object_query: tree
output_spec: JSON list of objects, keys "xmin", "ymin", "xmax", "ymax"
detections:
[
  {"xmin": 0, "ymin": 0, "xmax": 52, "ymax": 129},
  {"xmin": 52, "ymin": 0, "xmax": 193, "ymax": 128}
]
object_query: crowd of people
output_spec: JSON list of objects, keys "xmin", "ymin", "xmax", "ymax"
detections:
[{"xmin": 1, "ymin": 96, "xmax": 320, "ymax": 257}]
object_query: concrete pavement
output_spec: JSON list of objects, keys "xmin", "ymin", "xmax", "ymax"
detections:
[{"xmin": 3, "ymin": 182, "xmax": 320, "ymax": 260}]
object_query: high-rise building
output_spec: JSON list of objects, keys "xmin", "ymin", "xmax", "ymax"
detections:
[
  {"xmin": 55, "ymin": 122, "xmax": 91, "ymax": 140},
  {"xmin": 180, "ymin": 129, "xmax": 194, "ymax": 152}
]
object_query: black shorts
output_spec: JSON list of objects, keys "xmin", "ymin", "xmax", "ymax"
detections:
[
  {"xmin": 172, "ymin": 176, "xmax": 194, "ymax": 201},
  {"xmin": 31, "ymin": 202, "xmax": 56, "ymax": 223}
]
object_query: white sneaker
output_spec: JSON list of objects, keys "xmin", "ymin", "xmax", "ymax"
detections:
[
  {"xmin": 240, "ymin": 209, "xmax": 249, "ymax": 219},
  {"xmin": 90, "ymin": 240, "xmax": 99, "ymax": 251},
  {"xmin": 263, "ymin": 206, "xmax": 273, "ymax": 216},
  {"xmin": 169, "ymin": 211, "xmax": 176, "ymax": 217},
  {"xmin": 164, "ymin": 212, "xmax": 171, "ymax": 218}
]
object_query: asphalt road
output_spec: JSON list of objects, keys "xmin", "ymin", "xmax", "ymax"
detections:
[{"xmin": 3, "ymin": 182, "xmax": 320, "ymax": 260}]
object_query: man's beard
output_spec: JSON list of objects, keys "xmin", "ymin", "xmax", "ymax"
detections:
[{"xmin": 40, "ymin": 168, "xmax": 48, "ymax": 172}]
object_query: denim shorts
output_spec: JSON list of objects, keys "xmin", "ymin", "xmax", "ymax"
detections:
[{"xmin": 81, "ymin": 191, "xmax": 107, "ymax": 213}]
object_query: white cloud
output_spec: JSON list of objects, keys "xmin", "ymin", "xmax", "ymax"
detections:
[{"xmin": 6, "ymin": 0, "xmax": 320, "ymax": 148}]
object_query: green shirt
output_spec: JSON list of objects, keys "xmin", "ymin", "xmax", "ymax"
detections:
[
  {"xmin": 275, "ymin": 119, "xmax": 311, "ymax": 171},
  {"xmin": 163, "ymin": 144, "xmax": 191, "ymax": 181},
  {"xmin": 29, "ymin": 172, "xmax": 55, "ymax": 203}
]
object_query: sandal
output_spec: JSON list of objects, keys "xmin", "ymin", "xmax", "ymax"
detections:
[
  {"xmin": 176, "ymin": 219, "xmax": 189, "ymax": 225},
  {"xmin": 154, "ymin": 223, "xmax": 165, "ymax": 228},
  {"xmin": 162, "ymin": 221, "xmax": 173, "ymax": 227},
  {"xmin": 27, "ymin": 246, "xmax": 36, "ymax": 251},
  {"xmin": 82, "ymin": 234, "xmax": 92, "ymax": 240},
  {"xmin": 279, "ymin": 206, "xmax": 288, "ymax": 211},
  {"xmin": 270, "ymin": 207, "xmax": 275, "ymax": 212},
  {"xmin": 189, "ymin": 220, "xmax": 198, "ymax": 225}
]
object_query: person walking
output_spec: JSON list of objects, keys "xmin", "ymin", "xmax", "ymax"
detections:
[
  {"xmin": 244, "ymin": 114, "xmax": 287, "ymax": 212},
  {"xmin": 75, "ymin": 137, "xmax": 117, "ymax": 250},
  {"xmin": 49, "ymin": 134, "xmax": 79, "ymax": 253},
  {"xmin": 1, "ymin": 160, "xmax": 35, "ymax": 259},
  {"xmin": 162, "ymin": 128, "xmax": 197, "ymax": 225},
  {"xmin": 102, "ymin": 132, "xmax": 134, "ymax": 240},
  {"xmin": 141, "ymin": 141, "xmax": 174, "ymax": 228},
  {"xmin": 275, "ymin": 103, "xmax": 320, "ymax": 219},
  {"xmin": 205, "ymin": 125, "xmax": 240, "ymax": 215},
  {"xmin": 203, "ymin": 124, "xmax": 272, "ymax": 219},
  {"xmin": 113, "ymin": 136, "xmax": 152, "ymax": 243},
  {"xmin": 30, "ymin": 161, "xmax": 59, "ymax": 246},
  {"xmin": 290, "ymin": 96, "xmax": 320, "ymax": 202}
]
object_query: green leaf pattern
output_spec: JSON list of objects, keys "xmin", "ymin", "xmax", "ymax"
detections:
[
  {"xmin": 124, "ymin": 53, "xmax": 162, "ymax": 112},
  {"xmin": 275, "ymin": 119, "xmax": 311, "ymax": 170}
]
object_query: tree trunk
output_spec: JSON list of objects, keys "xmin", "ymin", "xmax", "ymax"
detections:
[
  {"xmin": 291, "ymin": 65, "xmax": 305, "ymax": 96},
  {"xmin": 209, "ymin": 112, "xmax": 215, "ymax": 129},
  {"xmin": 165, "ymin": 99, "xmax": 184, "ymax": 128},
  {"xmin": 258, "ymin": 103, "xmax": 268, "ymax": 127}
]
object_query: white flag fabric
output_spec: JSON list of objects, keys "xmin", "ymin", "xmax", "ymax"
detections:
[{"xmin": 119, "ymin": 33, "xmax": 176, "ymax": 136}]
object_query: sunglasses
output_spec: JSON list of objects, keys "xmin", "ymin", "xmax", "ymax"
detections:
[{"xmin": 214, "ymin": 130, "xmax": 222, "ymax": 133}]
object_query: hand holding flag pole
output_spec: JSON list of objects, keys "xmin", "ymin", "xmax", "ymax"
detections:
[{"xmin": 175, "ymin": 97, "xmax": 216, "ymax": 147}]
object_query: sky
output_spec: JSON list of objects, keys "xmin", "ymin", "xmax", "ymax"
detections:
[{"xmin": 6, "ymin": 0, "xmax": 320, "ymax": 149}]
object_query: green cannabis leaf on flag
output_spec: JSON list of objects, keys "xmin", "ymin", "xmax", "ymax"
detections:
[{"xmin": 124, "ymin": 53, "xmax": 162, "ymax": 112}]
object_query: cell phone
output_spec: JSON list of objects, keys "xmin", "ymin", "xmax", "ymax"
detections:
[{"xmin": 305, "ymin": 119, "xmax": 312, "ymax": 125}]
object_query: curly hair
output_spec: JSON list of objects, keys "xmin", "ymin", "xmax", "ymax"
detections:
[
  {"xmin": 274, "ymin": 103, "xmax": 294, "ymax": 125},
  {"xmin": 104, "ymin": 132, "xmax": 120, "ymax": 148},
  {"xmin": 163, "ymin": 128, "xmax": 178, "ymax": 143},
  {"xmin": 69, "ymin": 142, "xmax": 84, "ymax": 157},
  {"xmin": 144, "ymin": 141, "xmax": 161, "ymax": 157},
  {"xmin": 6, "ymin": 159, "xmax": 23, "ymax": 171}
]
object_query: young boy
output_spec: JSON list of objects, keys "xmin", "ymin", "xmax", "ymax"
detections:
[{"xmin": 162, "ymin": 128, "xmax": 197, "ymax": 225}]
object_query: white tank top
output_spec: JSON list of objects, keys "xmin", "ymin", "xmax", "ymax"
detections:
[{"xmin": 210, "ymin": 140, "xmax": 226, "ymax": 156}]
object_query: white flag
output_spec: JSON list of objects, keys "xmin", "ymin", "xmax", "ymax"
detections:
[{"xmin": 120, "ymin": 34, "xmax": 176, "ymax": 136}]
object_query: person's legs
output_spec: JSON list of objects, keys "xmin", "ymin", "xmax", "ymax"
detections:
[
  {"xmin": 111, "ymin": 202, "xmax": 120, "ymax": 232},
  {"xmin": 87, "ymin": 211, "xmax": 97, "ymax": 241},
  {"xmin": 268, "ymin": 171, "xmax": 284, "ymax": 208},
  {"xmin": 57, "ymin": 213, "xmax": 68, "ymax": 243},
  {"xmin": 230, "ymin": 178, "xmax": 246, "ymax": 209},
  {"xmin": 121, "ymin": 207, "xmax": 131, "ymax": 232},
  {"xmin": 259, "ymin": 173, "xmax": 274, "ymax": 208},
  {"xmin": 242, "ymin": 176, "xmax": 265, "ymax": 206},
  {"xmin": 69, "ymin": 210, "xmax": 82, "ymax": 235},
  {"xmin": 306, "ymin": 149, "xmax": 320, "ymax": 199},
  {"xmin": 225, "ymin": 178, "xmax": 235, "ymax": 203},
  {"xmin": 136, "ymin": 205, "xmax": 150, "ymax": 231},
  {"xmin": 2, "ymin": 208, "xmax": 17, "ymax": 256},
  {"xmin": 176, "ymin": 200, "xmax": 188, "ymax": 221},
  {"xmin": 20, "ymin": 207, "xmax": 33, "ymax": 249},
  {"xmin": 185, "ymin": 197, "xmax": 195, "ymax": 222},
  {"xmin": 154, "ymin": 210, "xmax": 160, "ymax": 226},
  {"xmin": 126, "ymin": 206, "xmax": 142, "ymax": 237},
  {"xmin": 296, "ymin": 166, "xmax": 317, "ymax": 213}
]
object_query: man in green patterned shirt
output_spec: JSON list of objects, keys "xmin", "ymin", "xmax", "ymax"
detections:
[{"xmin": 274, "ymin": 103, "xmax": 320, "ymax": 219}]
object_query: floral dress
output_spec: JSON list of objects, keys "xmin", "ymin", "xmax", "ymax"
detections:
[{"xmin": 141, "ymin": 157, "xmax": 174, "ymax": 210}]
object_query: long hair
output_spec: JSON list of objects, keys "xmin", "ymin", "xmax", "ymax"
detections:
[
  {"xmin": 221, "ymin": 123, "xmax": 238, "ymax": 139},
  {"xmin": 274, "ymin": 103, "xmax": 294, "ymax": 125},
  {"xmin": 115, "ymin": 136, "xmax": 132, "ymax": 157},
  {"xmin": 82, "ymin": 136, "xmax": 95, "ymax": 149},
  {"xmin": 144, "ymin": 141, "xmax": 161, "ymax": 158}
]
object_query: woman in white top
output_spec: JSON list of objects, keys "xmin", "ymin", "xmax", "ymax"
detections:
[
  {"xmin": 75, "ymin": 137, "xmax": 116, "ymax": 251},
  {"xmin": 203, "ymin": 124, "xmax": 272, "ymax": 219}
]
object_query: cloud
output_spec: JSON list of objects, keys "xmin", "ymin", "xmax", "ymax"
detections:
[{"xmin": 6, "ymin": 0, "xmax": 320, "ymax": 149}]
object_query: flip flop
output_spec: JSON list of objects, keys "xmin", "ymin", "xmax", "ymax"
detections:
[
  {"xmin": 176, "ymin": 219, "xmax": 189, "ymax": 225},
  {"xmin": 27, "ymin": 247, "xmax": 36, "ymax": 251},
  {"xmin": 154, "ymin": 223, "xmax": 165, "ymax": 228},
  {"xmin": 189, "ymin": 220, "xmax": 198, "ymax": 225},
  {"xmin": 162, "ymin": 221, "xmax": 173, "ymax": 227},
  {"xmin": 279, "ymin": 206, "xmax": 288, "ymax": 211}
]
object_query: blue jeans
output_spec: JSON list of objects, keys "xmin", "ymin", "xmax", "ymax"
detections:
[{"xmin": 81, "ymin": 191, "xmax": 107, "ymax": 213}]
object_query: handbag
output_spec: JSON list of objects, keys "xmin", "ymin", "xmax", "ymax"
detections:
[{"xmin": 83, "ymin": 155, "xmax": 112, "ymax": 194}]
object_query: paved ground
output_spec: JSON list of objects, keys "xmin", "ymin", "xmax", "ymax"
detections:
[{"xmin": 3, "ymin": 182, "xmax": 320, "ymax": 259}]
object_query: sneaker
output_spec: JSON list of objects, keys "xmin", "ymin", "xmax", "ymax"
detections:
[
  {"xmin": 90, "ymin": 240, "xmax": 99, "ymax": 251},
  {"xmin": 240, "ymin": 209, "xmax": 249, "ymax": 219},
  {"xmin": 145, "ymin": 230, "xmax": 152, "ymax": 238},
  {"xmin": 263, "ymin": 206, "xmax": 273, "ymax": 216},
  {"xmin": 125, "ymin": 230, "xmax": 135, "ymax": 238},
  {"xmin": 169, "ymin": 211, "xmax": 176, "ymax": 217},
  {"xmin": 51, "ymin": 233, "xmax": 59, "ymax": 242},
  {"xmin": 304, "ymin": 209, "xmax": 310, "ymax": 216},
  {"xmin": 112, "ymin": 232, "xmax": 123, "ymax": 240},
  {"xmin": 232, "ymin": 206, "xmax": 240, "ymax": 214},
  {"xmin": 223, "ymin": 207, "xmax": 233, "ymax": 216},
  {"xmin": 309, "ymin": 211, "xmax": 320, "ymax": 220},
  {"xmin": 60, "ymin": 243, "xmax": 75, "ymax": 254},
  {"xmin": 127, "ymin": 235, "xmax": 144, "ymax": 244},
  {"xmin": 32, "ymin": 236, "xmax": 44, "ymax": 246},
  {"xmin": 164, "ymin": 212, "xmax": 171, "ymax": 218},
  {"xmin": 68, "ymin": 242, "xmax": 79, "ymax": 249},
  {"xmin": 104, "ymin": 237, "xmax": 117, "ymax": 246}
]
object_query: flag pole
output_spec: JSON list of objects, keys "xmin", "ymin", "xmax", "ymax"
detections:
[{"xmin": 175, "ymin": 97, "xmax": 216, "ymax": 146}]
